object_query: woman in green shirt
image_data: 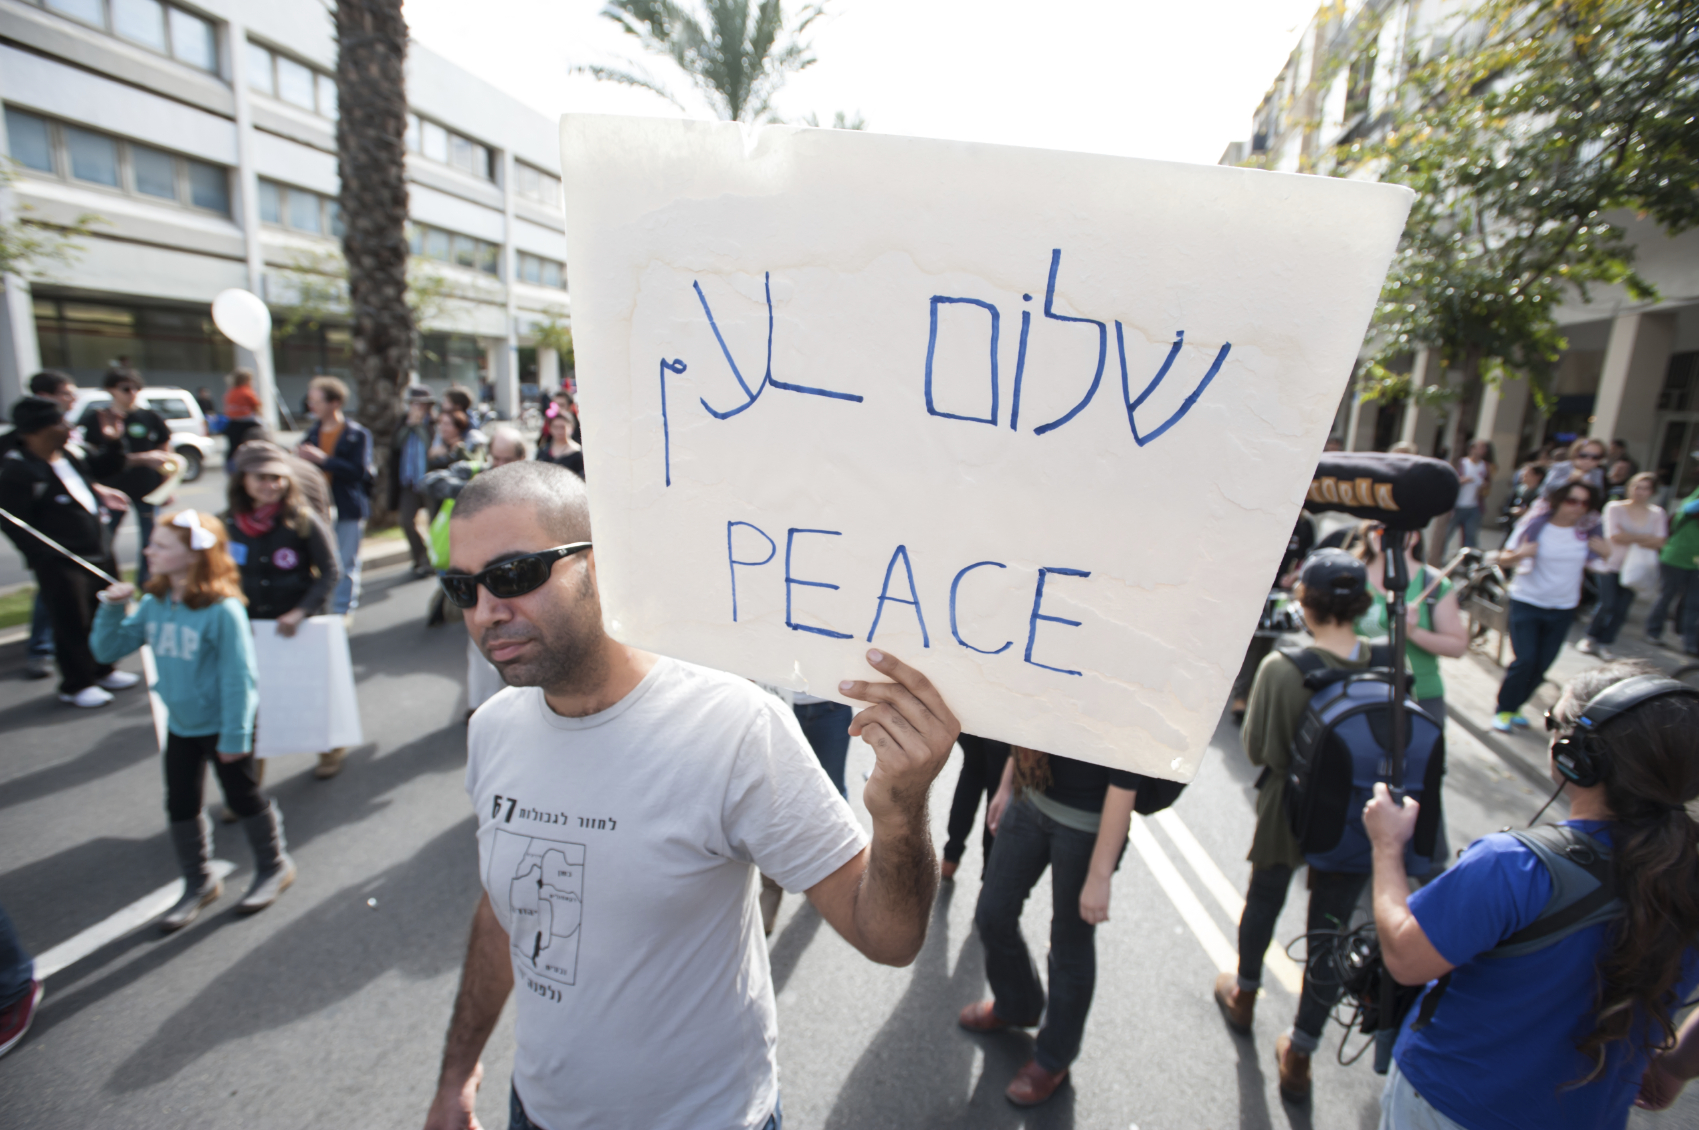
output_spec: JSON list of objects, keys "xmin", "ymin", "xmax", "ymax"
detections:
[{"xmin": 1353, "ymin": 523, "xmax": 1468, "ymax": 724}]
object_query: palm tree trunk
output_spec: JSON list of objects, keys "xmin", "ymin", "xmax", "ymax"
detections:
[{"xmin": 335, "ymin": 0, "xmax": 412, "ymax": 527}]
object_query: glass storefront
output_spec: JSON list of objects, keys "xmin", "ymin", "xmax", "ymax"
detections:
[{"xmin": 34, "ymin": 294, "xmax": 234, "ymax": 389}]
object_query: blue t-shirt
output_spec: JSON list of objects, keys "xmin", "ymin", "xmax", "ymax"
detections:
[{"xmin": 1395, "ymin": 820, "xmax": 1699, "ymax": 1130}]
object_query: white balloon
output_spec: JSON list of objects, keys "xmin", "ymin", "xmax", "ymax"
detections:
[{"xmin": 211, "ymin": 288, "xmax": 273, "ymax": 351}]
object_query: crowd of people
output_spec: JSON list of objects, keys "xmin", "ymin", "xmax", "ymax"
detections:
[{"xmin": 3, "ymin": 371, "xmax": 1699, "ymax": 1130}]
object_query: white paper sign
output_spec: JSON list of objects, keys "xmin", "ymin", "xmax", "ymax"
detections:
[
  {"xmin": 563, "ymin": 115, "xmax": 1410, "ymax": 780},
  {"xmin": 253, "ymin": 616, "xmax": 363, "ymax": 757}
]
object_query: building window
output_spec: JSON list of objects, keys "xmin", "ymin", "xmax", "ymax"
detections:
[
  {"xmin": 5, "ymin": 108, "xmax": 230, "ymax": 215},
  {"xmin": 409, "ymin": 222, "xmax": 499, "ymax": 276},
  {"xmin": 36, "ymin": 0, "xmax": 220, "ymax": 74},
  {"xmin": 248, "ymin": 41, "xmax": 339, "ymax": 120},
  {"xmin": 1345, "ymin": 45, "xmax": 1376, "ymax": 120},
  {"xmin": 404, "ymin": 113, "xmax": 494, "ymax": 182},
  {"xmin": 258, "ymin": 179, "xmax": 343, "ymax": 237},
  {"xmin": 514, "ymin": 162, "xmax": 561, "ymax": 208},
  {"xmin": 517, "ymin": 252, "xmax": 564, "ymax": 290}
]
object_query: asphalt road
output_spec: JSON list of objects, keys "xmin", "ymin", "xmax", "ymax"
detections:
[{"xmin": 0, "ymin": 572, "xmax": 1693, "ymax": 1128}]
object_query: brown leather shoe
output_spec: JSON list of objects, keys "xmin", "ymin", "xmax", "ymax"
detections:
[
  {"xmin": 957, "ymin": 1000, "xmax": 1015, "ymax": 1032},
  {"xmin": 314, "ymin": 748, "xmax": 346, "ymax": 779},
  {"xmin": 1005, "ymin": 1059, "xmax": 1068, "ymax": 1107},
  {"xmin": 1213, "ymin": 972, "xmax": 1255, "ymax": 1034},
  {"xmin": 940, "ymin": 857, "xmax": 959, "ymax": 881},
  {"xmin": 1274, "ymin": 1033, "xmax": 1311, "ymax": 1104}
]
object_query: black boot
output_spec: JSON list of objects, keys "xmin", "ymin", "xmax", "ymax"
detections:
[
  {"xmin": 160, "ymin": 814, "xmax": 221, "ymax": 933},
  {"xmin": 237, "ymin": 801, "xmax": 296, "ymax": 914}
]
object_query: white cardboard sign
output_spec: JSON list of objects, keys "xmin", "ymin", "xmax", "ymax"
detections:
[
  {"xmin": 252, "ymin": 616, "xmax": 363, "ymax": 757},
  {"xmin": 562, "ymin": 115, "xmax": 1410, "ymax": 780}
]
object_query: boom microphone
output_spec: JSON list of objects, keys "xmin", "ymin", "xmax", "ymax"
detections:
[{"xmin": 1306, "ymin": 453, "xmax": 1460, "ymax": 531}]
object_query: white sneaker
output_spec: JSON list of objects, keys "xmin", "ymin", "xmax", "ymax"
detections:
[
  {"xmin": 96, "ymin": 670, "xmax": 142, "ymax": 691},
  {"xmin": 1574, "ymin": 638, "xmax": 1598, "ymax": 655},
  {"xmin": 59, "ymin": 686, "xmax": 114, "ymax": 708}
]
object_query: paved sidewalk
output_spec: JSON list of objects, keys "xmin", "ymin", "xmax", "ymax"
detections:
[{"xmin": 1437, "ymin": 586, "xmax": 1699, "ymax": 804}]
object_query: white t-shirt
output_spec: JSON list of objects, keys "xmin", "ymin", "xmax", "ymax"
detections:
[
  {"xmin": 51, "ymin": 455, "xmax": 98, "ymax": 514},
  {"xmin": 1593, "ymin": 502, "xmax": 1667, "ymax": 573},
  {"xmin": 1456, "ymin": 457, "xmax": 1488, "ymax": 508},
  {"xmin": 1508, "ymin": 521, "xmax": 1591, "ymax": 609},
  {"xmin": 465, "ymin": 656, "xmax": 868, "ymax": 1130}
]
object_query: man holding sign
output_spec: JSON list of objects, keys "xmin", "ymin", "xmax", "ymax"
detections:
[{"xmin": 423, "ymin": 462, "xmax": 960, "ymax": 1130}]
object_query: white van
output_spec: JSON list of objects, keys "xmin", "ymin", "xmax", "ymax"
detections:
[{"xmin": 68, "ymin": 386, "xmax": 219, "ymax": 481}]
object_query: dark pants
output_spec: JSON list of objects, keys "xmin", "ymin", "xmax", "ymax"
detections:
[
  {"xmin": 397, "ymin": 485, "xmax": 431, "ymax": 569},
  {"xmin": 0, "ymin": 904, "xmax": 33, "ymax": 1008},
  {"xmin": 974, "ymin": 797, "xmax": 1108, "ymax": 1074},
  {"xmin": 164, "ymin": 730, "xmax": 267, "ymax": 823},
  {"xmin": 1585, "ymin": 572, "xmax": 1637, "ymax": 645},
  {"xmin": 1233, "ymin": 634, "xmax": 1275, "ymax": 705},
  {"xmin": 944, "ymin": 734, "xmax": 1011, "ymax": 865},
  {"xmin": 792, "ymin": 700, "xmax": 852, "ymax": 798},
  {"xmin": 509, "ymin": 1085, "xmax": 781, "ymax": 1130},
  {"xmin": 26, "ymin": 593, "xmax": 52, "ymax": 659},
  {"xmin": 1236, "ymin": 865, "xmax": 1369, "ymax": 1052},
  {"xmin": 33, "ymin": 556, "xmax": 114, "ymax": 694},
  {"xmin": 1647, "ymin": 563, "xmax": 1699, "ymax": 652},
  {"xmin": 1496, "ymin": 600, "xmax": 1576, "ymax": 714}
]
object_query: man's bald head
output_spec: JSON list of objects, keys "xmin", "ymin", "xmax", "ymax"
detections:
[
  {"xmin": 486, "ymin": 424, "xmax": 528, "ymax": 467},
  {"xmin": 454, "ymin": 460, "xmax": 590, "ymax": 544}
]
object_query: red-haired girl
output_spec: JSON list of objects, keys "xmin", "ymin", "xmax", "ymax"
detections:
[{"xmin": 92, "ymin": 509, "xmax": 295, "ymax": 932}]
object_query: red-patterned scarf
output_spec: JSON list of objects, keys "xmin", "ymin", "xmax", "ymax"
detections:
[{"xmin": 234, "ymin": 502, "xmax": 281, "ymax": 539}]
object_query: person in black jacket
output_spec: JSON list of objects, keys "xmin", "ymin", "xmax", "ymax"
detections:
[
  {"xmin": 0, "ymin": 397, "xmax": 140, "ymax": 706},
  {"xmin": 387, "ymin": 386, "xmax": 436, "ymax": 577},
  {"xmin": 225, "ymin": 440, "xmax": 344, "ymax": 778}
]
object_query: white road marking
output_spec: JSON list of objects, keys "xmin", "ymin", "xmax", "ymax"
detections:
[
  {"xmin": 1153, "ymin": 809, "xmax": 1305, "ymax": 994},
  {"xmin": 33, "ymin": 860, "xmax": 237, "ymax": 980},
  {"xmin": 1128, "ymin": 818, "xmax": 1239, "ymax": 976}
]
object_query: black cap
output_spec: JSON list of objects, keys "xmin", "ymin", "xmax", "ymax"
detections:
[
  {"xmin": 1299, "ymin": 547, "xmax": 1368, "ymax": 595},
  {"xmin": 10, "ymin": 396, "xmax": 65, "ymax": 435}
]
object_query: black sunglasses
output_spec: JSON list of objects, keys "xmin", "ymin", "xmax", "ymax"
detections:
[{"xmin": 439, "ymin": 542, "xmax": 592, "ymax": 608}]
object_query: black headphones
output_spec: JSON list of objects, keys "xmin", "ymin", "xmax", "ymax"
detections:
[{"xmin": 1549, "ymin": 674, "xmax": 1699, "ymax": 788}]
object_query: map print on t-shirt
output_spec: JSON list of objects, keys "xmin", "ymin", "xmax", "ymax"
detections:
[{"xmin": 487, "ymin": 829, "xmax": 586, "ymax": 988}]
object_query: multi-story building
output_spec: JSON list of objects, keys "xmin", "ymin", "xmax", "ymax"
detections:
[
  {"xmin": 1221, "ymin": 0, "xmax": 1699, "ymax": 512},
  {"xmin": 0, "ymin": 0, "xmax": 571, "ymax": 424}
]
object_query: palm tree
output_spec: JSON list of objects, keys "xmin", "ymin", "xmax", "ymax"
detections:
[
  {"xmin": 583, "ymin": 0, "xmax": 826, "ymax": 122},
  {"xmin": 335, "ymin": 0, "xmax": 413, "ymax": 525}
]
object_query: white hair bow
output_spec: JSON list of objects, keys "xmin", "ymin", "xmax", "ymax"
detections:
[{"xmin": 171, "ymin": 510, "xmax": 218, "ymax": 551}]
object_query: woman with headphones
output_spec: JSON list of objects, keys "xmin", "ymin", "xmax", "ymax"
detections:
[{"xmin": 1363, "ymin": 661, "xmax": 1699, "ymax": 1128}]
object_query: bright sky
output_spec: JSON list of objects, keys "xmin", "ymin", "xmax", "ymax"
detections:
[{"xmin": 401, "ymin": 0, "xmax": 1321, "ymax": 166}]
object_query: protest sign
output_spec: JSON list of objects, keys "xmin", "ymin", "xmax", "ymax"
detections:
[
  {"xmin": 562, "ymin": 115, "xmax": 1411, "ymax": 780},
  {"xmin": 253, "ymin": 616, "xmax": 362, "ymax": 757}
]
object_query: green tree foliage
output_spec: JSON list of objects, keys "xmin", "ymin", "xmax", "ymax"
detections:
[
  {"xmin": 1350, "ymin": 0, "xmax": 1698, "ymax": 405},
  {"xmin": 583, "ymin": 0, "xmax": 825, "ymax": 122},
  {"xmin": 0, "ymin": 165, "xmax": 101, "ymax": 279}
]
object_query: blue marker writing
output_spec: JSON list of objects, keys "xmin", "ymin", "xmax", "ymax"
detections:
[
  {"xmin": 1118, "ymin": 325, "xmax": 1230, "ymax": 446},
  {"xmin": 659, "ymin": 358, "xmax": 687, "ymax": 486},
  {"xmin": 923, "ymin": 297, "xmax": 1000, "ymax": 426},
  {"xmin": 949, "ymin": 560, "xmax": 1012, "ymax": 655},
  {"xmin": 694, "ymin": 272, "xmax": 863, "ymax": 420},
  {"xmin": 726, "ymin": 521, "xmax": 776, "ymax": 622},
  {"xmin": 866, "ymin": 545, "xmax": 930, "ymax": 647},
  {"xmin": 1025, "ymin": 566, "xmax": 1091, "ymax": 676},
  {"xmin": 784, "ymin": 528, "xmax": 852, "ymax": 639},
  {"xmin": 1032, "ymin": 250, "xmax": 1107, "ymax": 436}
]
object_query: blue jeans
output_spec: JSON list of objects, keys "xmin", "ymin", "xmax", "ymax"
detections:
[
  {"xmin": 26, "ymin": 593, "xmax": 53, "ymax": 659},
  {"xmin": 509, "ymin": 1085, "xmax": 780, "ymax": 1129},
  {"xmin": 974, "ymin": 797, "xmax": 1112, "ymax": 1073},
  {"xmin": 107, "ymin": 499, "xmax": 155, "ymax": 584},
  {"xmin": 333, "ymin": 518, "xmax": 363, "ymax": 614},
  {"xmin": 1444, "ymin": 505, "xmax": 1482, "ymax": 553},
  {"xmin": 1647, "ymin": 563, "xmax": 1699, "ymax": 652},
  {"xmin": 1497, "ymin": 600, "xmax": 1576, "ymax": 714},
  {"xmin": 792, "ymin": 701, "xmax": 852, "ymax": 798},
  {"xmin": 0, "ymin": 904, "xmax": 34, "ymax": 1008},
  {"xmin": 1585, "ymin": 571, "xmax": 1637, "ymax": 645}
]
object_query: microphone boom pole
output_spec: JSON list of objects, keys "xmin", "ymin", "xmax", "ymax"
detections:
[{"xmin": 0, "ymin": 507, "xmax": 122, "ymax": 586}]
